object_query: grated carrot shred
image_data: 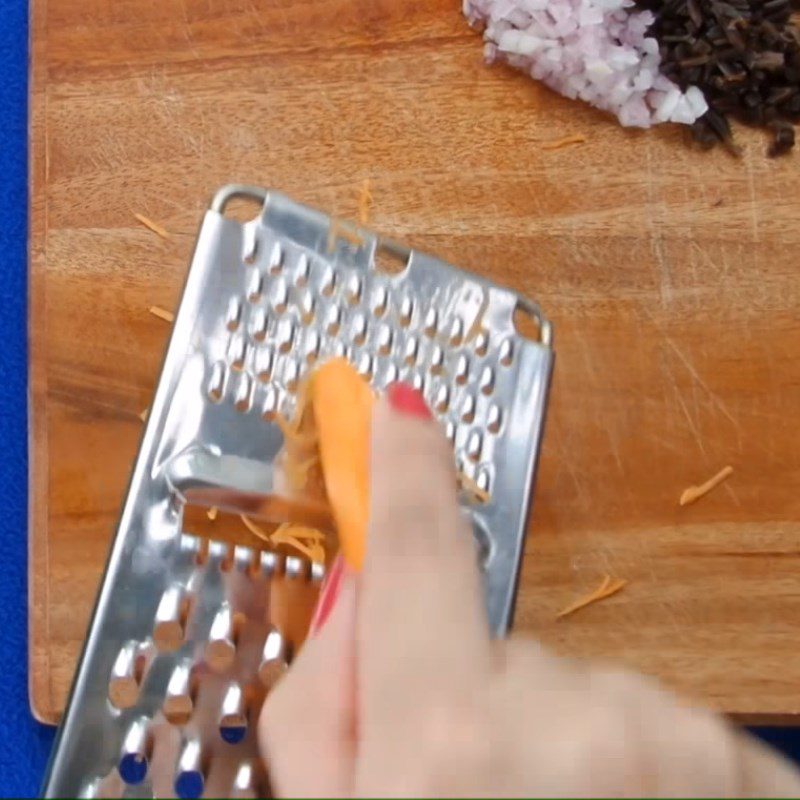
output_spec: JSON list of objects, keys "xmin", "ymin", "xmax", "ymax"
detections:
[
  {"xmin": 207, "ymin": 507, "xmax": 218, "ymax": 521},
  {"xmin": 327, "ymin": 219, "xmax": 365, "ymax": 253},
  {"xmin": 679, "ymin": 465, "xmax": 734, "ymax": 507},
  {"xmin": 240, "ymin": 514, "xmax": 271, "ymax": 543},
  {"xmin": 458, "ymin": 472, "xmax": 491, "ymax": 504},
  {"xmin": 358, "ymin": 178, "xmax": 373, "ymax": 225},
  {"xmin": 149, "ymin": 305, "xmax": 175, "ymax": 324},
  {"xmin": 557, "ymin": 575, "xmax": 627, "ymax": 619},
  {"xmin": 138, "ymin": 408, "xmax": 149, "ymax": 422},
  {"xmin": 134, "ymin": 212, "xmax": 169, "ymax": 239},
  {"xmin": 275, "ymin": 413, "xmax": 317, "ymax": 447},
  {"xmin": 541, "ymin": 133, "xmax": 587, "ymax": 151}
]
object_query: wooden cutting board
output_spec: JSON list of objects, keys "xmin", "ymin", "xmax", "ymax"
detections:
[{"xmin": 30, "ymin": 0, "xmax": 800, "ymax": 725}]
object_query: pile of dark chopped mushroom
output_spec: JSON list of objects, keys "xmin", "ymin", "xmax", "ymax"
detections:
[{"xmin": 640, "ymin": 0, "xmax": 800, "ymax": 156}]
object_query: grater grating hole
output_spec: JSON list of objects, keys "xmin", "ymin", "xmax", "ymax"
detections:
[
  {"xmin": 294, "ymin": 253, "xmax": 310, "ymax": 288},
  {"xmin": 377, "ymin": 324, "xmax": 393, "ymax": 356},
  {"xmin": 351, "ymin": 313, "xmax": 368, "ymax": 347},
  {"xmin": 434, "ymin": 385, "xmax": 450, "ymax": 414},
  {"xmin": 403, "ymin": 337, "xmax": 418, "ymax": 366},
  {"xmin": 474, "ymin": 330, "xmax": 490, "ymax": 357},
  {"xmin": 219, "ymin": 682, "xmax": 248, "ymax": 744},
  {"xmin": 256, "ymin": 349, "xmax": 274, "ymax": 383},
  {"xmin": 269, "ymin": 242, "xmax": 284, "ymax": 275},
  {"xmin": 461, "ymin": 394, "xmax": 476, "ymax": 424},
  {"xmin": 345, "ymin": 273, "xmax": 362, "ymax": 306},
  {"xmin": 429, "ymin": 345, "xmax": 445, "ymax": 376},
  {"xmin": 499, "ymin": 338, "xmax": 514, "ymax": 367},
  {"xmin": 163, "ymin": 659, "xmax": 197, "ymax": 726},
  {"xmin": 467, "ymin": 430, "xmax": 483, "ymax": 462},
  {"xmin": 320, "ymin": 267, "xmax": 336, "ymax": 297},
  {"xmin": 479, "ymin": 365, "xmax": 495, "ymax": 396},
  {"xmin": 326, "ymin": 305, "xmax": 342, "ymax": 337},
  {"xmin": 487, "ymin": 403, "xmax": 502, "ymax": 434},
  {"xmin": 208, "ymin": 362, "xmax": 227, "ymax": 403},
  {"xmin": 423, "ymin": 307, "xmax": 438, "ymax": 338},
  {"xmin": 398, "ymin": 295, "xmax": 414, "ymax": 328},
  {"xmin": 454, "ymin": 353, "xmax": 469, "ymax": 386},
  {"xmin": 235, "ymin": 374, "xmax": 253, "ymax": 412},
  {"xmin": 449, "ymin": 317, "xmax": 465, "ymax": 347},
  {"xmin": 258, "ymin": 627, "xmax": 290, "ymax": 689},
  {"xmin": 247, "ymin": 268, "xmax": 263, "ymax": 303},
  {"xmin": 372, "ymin": 285, "xmax": 389, "ymax": 318},
  {"xmin": 226, "ymin": 297, "xmax": 243, "ymax": 332},
  {"xmin": 249, "ymin": 307, "xmax": 268, "ymax": 343}
]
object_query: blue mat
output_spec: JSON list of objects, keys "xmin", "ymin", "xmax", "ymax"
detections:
[
  {"xmin": 0, "ymin": 0, "xmax": 797, "ymax": 795},
  {"xmin": 0, "ymin": 0, "xmax": 56, "ymax": 796}
]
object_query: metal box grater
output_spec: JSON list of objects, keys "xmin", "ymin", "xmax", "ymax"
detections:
[{"xmin": 42, "ymin": 185, "xmax": 554, "ymax": 798}]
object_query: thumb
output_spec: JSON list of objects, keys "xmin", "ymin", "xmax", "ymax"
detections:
[{"xmin": 259, "ymin": 555, "xmax": 357, "ymax": 797}]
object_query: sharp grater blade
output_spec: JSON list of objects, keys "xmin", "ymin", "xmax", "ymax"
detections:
[{"xmin": 42, "ymin": 185, "xmax": 554, "ymax": 797}]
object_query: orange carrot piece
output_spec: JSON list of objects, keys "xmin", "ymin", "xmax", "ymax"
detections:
[{"xmin": 309, "ymin": 358, "xmax": 373, "ymax": 571}]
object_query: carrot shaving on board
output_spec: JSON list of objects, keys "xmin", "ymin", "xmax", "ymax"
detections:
[
  {"xmin": 679, "ymin": 465, "xmax": 734, "ymax": 507},
  {"xmin": 458, "ymin": 472, "xmax": 491, "ymax": 504},
  {"xmin": 541, "ymin": 133, "xmax": 587, "ymax": 151},
  {"xmin": 138, "ymin": 408, "xmax": 149, "ymax": 422},
  {"xmin": 134, "ymin": 212, "xmax": 170, "ymax": 239},
  {"xmin": 358, "ymin": 178, "xmax": 373, "ymax": 225},
  {"xmin": 557, "ymin": 575, "xmax": 627, "ymax": 619},
  {"xmin": 207, "ymin": 507, "xmax": 218, "ymax": 522},
  {"xmin": 148, "ymin": 305, "xmax": 175, "ymax": 324}
]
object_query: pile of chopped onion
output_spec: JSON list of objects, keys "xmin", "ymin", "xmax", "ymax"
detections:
[{"xmin": 463, "ymin": 0, "xmax": 709, "ymax": 128}]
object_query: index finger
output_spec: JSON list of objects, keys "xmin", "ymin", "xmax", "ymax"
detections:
[{"xmin": 358, "ymin": 387, "xmax": 491, "ymax": 705}]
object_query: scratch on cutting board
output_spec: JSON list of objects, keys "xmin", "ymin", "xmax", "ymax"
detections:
[
  {"xmin": 660, "ymin": 332, "xmax": 741, "ymax": 433},
  {"xmin": 645, "ymin": 308, "xmax": 740, "ymax": 437},
  {"xmin": 672, "ymin": 388, "xmax": 709, "ymax": 457},
  {"xmin": 643, "ymin": 142, "xmax": 672, "ymax": 308}
]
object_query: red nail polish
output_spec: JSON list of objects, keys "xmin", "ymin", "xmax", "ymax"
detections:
[
  {"xmin": 309, "ymin": 554, "xmax": 345, "ymax": 637},
  {"xmin": 387, "ymin": 382, "xmax": 431, "ymax": 420}
]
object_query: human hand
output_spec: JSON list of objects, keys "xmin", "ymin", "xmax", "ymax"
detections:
[{"xmin": 259, "ymin": 385, "xmax": 800, "ymax": 797}]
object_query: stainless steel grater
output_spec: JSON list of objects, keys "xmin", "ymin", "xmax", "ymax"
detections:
[{"xmin": 42, "ymin": 185, "xmax": 554, "ymax": 798}]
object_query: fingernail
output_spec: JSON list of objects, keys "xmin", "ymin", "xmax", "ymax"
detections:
[
  {"xmin": 309, "ymin": 554, "xmax": 345, "ymax": 637},
  {"xmin": 387, "ymin": 382, "xmax": 431, "ymax": 420}
]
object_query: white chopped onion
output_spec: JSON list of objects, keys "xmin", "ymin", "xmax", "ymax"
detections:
[{"xmin": 463, "ymin": 0, "xmax": 708, "ymax": 129}]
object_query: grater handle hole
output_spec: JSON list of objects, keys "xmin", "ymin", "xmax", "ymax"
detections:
[
  {"xmin": 513, "ymin": 302, "xmax": 546, "ymax": 344},
  {"xmin": 373, "ymin": 242, "xmax": 410, "ymax": 277},
  {"xmin": 212, "ymin": 186, "xmax": 266, "ymax": 224}
]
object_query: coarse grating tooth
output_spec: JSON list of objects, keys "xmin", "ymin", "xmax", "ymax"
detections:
[
  {"xmin": 231, "ymin": 761, "xmax": 259, "ymax": 798},
  {"xmin": 219, "ymin": 682, "xmax": 248, "ymax": 745},
  {"xmin": 258, "ymin": 549, "xmax": 282, "ymax": 578},
  {"xmin": 154, "ymin": 584, "xmax": 190, "ymax": 653},
  {"xmin": 205, "ymin": 603, "xmax": 237, "ymax": 673},
  {"xmin": 163, "ymin": 658, "xmax": 196, "ymax": 726},
  {"xmin": 284, "ymin": 555, "xmax": 305, "ymax": 580},
  {"xmin": 258, "ymin": 627, "xmax": 289, "ymax": 689},
  {"xmin": 108, "ymin": 640, "xmax": 149, "ymax": 710},
  {"xmin": 310, "ymin": 561, "xmax": 326, "ymax": 583},
  {"xmin": 174, "ymin": 736, "xmax": 206, "ymax": 800},
  {"xmin": 118, "ymin": 716, "xmax": 151, "ymax": 786}
]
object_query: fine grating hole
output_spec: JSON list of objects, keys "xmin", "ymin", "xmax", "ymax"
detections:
[
  {"xmin": 321, "ymin": 269, "xmax": 336, "ymax": 297},
  {"xmin": 499, "ymin": 338, "xmax": 514, "ymax": 367},
  {"xmin": 398, "ymin": 296, "xmax": 414, "ymax": 328},
  {"xmin": 513, "ymin": 304, "xmax": 544, "ymax": 343},
  {"xmin": 474, "ymin": 330, "xmax": 490, "ymax": 357},
  {"xmin": 373, "ymin": 243, "xmax": 409, "ymax": 276}
]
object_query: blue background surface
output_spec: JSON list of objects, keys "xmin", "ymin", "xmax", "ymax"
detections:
[{"xmin": 0, "ymin": 0, "xmax": 798, "ymax": 795}]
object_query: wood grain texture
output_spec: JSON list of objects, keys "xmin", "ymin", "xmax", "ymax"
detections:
[{"xmin": 30, "ymin": 0, "xmax": 800, "ymax": 724}]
